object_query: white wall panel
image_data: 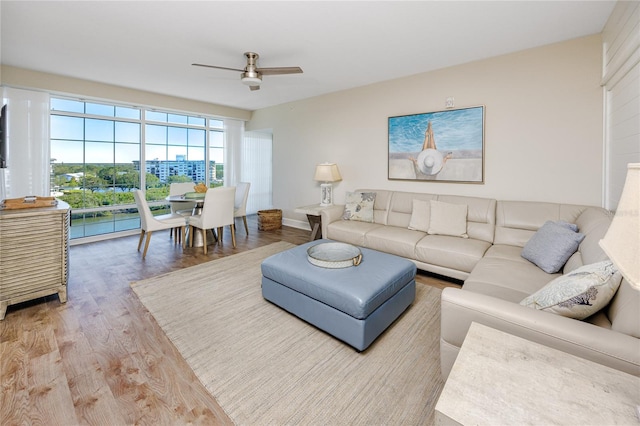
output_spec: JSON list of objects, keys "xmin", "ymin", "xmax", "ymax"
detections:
[
  {"xmin": 1, "ymin": 87, "xmax": 50, "ymax": 199},
  {"xmin": 242, "ymin": 131, "xmax": 272, "ymax": 214},
  {"xmin": 603, "ymin": 1, "xmax": 640, "ymax": 210}
]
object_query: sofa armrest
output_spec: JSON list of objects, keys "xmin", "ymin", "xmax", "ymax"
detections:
[
  {"xmin": 320, "ymin": 205, "xmax": 345, "ymax": 238},
  {"xmin": 440, "ymin": 287, "xmax": 640, "ymax": 378}
]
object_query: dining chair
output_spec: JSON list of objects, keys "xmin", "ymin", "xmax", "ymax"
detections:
[
  {"xmin": 169, "ymin": 182, "xmax": 197, "ymax": 239},
  {"xmin": 169, "ymin": 182, "xmax": 198, "ymax": 214},
  {"xmin": 133, "ymin": 189, "xmax": 187, "ymax": 259},
  {"xmin": 189, "ymin": 186, "xmax": 236, "ymax": 254},
  {"xmin": 234, "ymin": 182, "xmax": 251, "ymax": 235}
]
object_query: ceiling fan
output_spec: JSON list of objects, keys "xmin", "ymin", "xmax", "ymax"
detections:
[{"xmin": 192, "ymin": 52, "xmax": 303, "ymax": 91}]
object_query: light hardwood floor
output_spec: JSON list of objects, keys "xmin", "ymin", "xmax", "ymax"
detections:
[{"xmin": 0, "ymin": 216, "xmax": 459, "ymax": 425}]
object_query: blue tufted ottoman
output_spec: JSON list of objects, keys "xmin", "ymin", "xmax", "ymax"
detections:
[{"xmin": 261, "ymin": 239, "xmax": 416, "ymax": 351}]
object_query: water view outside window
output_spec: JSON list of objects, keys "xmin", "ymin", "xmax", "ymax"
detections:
[{"xmin": 50, "ymin": 98, "xmax": 224, "ymax": 239}]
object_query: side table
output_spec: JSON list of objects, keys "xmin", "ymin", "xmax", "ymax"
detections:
[
  {"xmin": 435, "ymin": 322, "xmax": 640, "ymax": 425},
  {"xmin": 294, "ymin": 204, "xmax": 332, "ymax": 241}
]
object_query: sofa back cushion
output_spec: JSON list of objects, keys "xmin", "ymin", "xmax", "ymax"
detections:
[
  {"xmin": 494, "ymin": 201, "xmax": 589, "ymax": 247},
  {"xmin": 385, "ymin": 192, "xmax": 496, "ymax": 243},
  {"xmin": 564, "ymin": 208, "xmax": 637, "ymax": 339},
  {"xmin": 386, "ymin": 191, "xmax": 437, "ymax": 228},
  {"xmin": 607, "ymin": 279, "xmax": 640, "ymax": 338},
  {"xmin": 438, "ymin": 195, "xmax": 496, "ymax": 243},
  {"xmin": 574, "ymin": 207, "xmax": 613, "ymax": 266}
]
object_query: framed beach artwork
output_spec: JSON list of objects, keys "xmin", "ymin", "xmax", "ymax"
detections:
[{"xmin": 388, "ymin": 105, "xmax": 485, "ymax": 183}]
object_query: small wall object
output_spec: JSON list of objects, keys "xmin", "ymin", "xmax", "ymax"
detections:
[{"xmin": 258, "ymin": 209, "xmax": 282, "ymax": 231}]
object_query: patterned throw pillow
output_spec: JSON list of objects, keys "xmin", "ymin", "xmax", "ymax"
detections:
[
  {"xmin": 520, "ymin": 260, "xmax": 622, "ymax": 320},
  {"xmin": 342, "ymin": 192, "xmax": 376, "ymax": 223}
]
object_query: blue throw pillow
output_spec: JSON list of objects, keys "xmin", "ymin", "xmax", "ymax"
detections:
[{"xmin": 521, "ymin": 221, "xmax": 585, "ymax": 273}]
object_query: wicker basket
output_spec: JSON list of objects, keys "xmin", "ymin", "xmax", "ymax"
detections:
[{"xmin": 258, "ymin": 209, "xmax": 282, "ymax": 231}]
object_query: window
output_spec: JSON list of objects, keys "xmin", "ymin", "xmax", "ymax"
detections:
[
  {"xmin": 50, "ymin": 97, "xmax": 225, "ymax": 239},
  {"xmin": 210, "ymin": 119, "xmax": 224, "ymax": 185},
  {"xmin": 144, "ymin": 110, "xmax": 211, "ymax": 202}
]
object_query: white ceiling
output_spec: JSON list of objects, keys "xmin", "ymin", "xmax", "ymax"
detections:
[{"xmin": 1, "ymin": 1, "xmax": 616, "ymax": 112}]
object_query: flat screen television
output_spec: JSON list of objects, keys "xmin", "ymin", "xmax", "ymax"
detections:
[{"xmin": 0, "ymin": 104, "xmax": 6, "ymax": 168}]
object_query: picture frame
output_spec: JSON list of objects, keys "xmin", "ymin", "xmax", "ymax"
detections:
[{"xmin": 388, "ymin": 105, "xmax": 485, "ymax": 183}]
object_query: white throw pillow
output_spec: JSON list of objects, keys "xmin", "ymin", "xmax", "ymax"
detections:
[
  {"xmin": 408, "ymin": 199, "xmax": 430, "ymax": 232},
  {"xmin": 520, "ymin": 260, "xmax": 622, "ymax": 320},
  {"xmin": 342, "ymin": 191, "xmax": 376, "ymax": 223},
  {"xmin": 427, "ymin": 200, "xmax": 468, "ymax": 238}
]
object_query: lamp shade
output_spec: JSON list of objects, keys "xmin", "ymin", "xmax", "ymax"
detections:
[
  {"xmin": 599, "ymin": 163, "xmax": 640, "ymax": 289},
  {"xmin": 314, "ymin": 163, "xmax": 342, "ymax": 182}
]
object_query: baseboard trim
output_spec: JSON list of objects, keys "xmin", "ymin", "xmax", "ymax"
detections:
[{"xmin": 283, "ymin": 217, "xmax": 309, "ymax": 230}]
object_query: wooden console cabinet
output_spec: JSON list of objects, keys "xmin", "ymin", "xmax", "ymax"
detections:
[{"xmin": 0, "ymin": 201, "xmax": 70, "ymax": 319}]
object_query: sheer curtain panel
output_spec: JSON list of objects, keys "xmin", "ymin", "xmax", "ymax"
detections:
[
  {"xmin": 1, "ymin": 87, "xmax": 50, "ymax": 200},
  {"xmin": 223, "ymin": 119, "xmax": 244, "ymax": 186},
  {"xmin": 243, "ymin": 131, "xmax": 273, "ymax": 214}
]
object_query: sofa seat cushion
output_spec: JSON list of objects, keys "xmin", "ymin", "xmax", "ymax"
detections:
[
  {"xmin": 464, "ymin": 246, "xmax": 560, "ymax": 302},
  {"xmin": 326, "ymin": 220, "xmax": 383, "ymax": 246},
  {"xmin": 415, "ymin": 235, "xmax": 491, "ymax": 274},
  {"xmin": 483, "ymin": 244, "xmax": 534, "ymax": 264},
  {"xmin": 584, "ymin": 311, "xmax": 612, "ymax": 329},
  {"xmin": 364, "ymin": 226, "xmax": 427, "ymax": 259}
]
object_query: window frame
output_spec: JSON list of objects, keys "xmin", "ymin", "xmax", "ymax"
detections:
[{"xmin": 50, "ymin": 96, "xmax": 226, "ymax": 240}]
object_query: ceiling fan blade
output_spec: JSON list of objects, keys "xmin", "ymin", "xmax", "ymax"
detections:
[
  {"xmin": 192, "ymin": 63, "xmax": 245, "ymax": 72},
  {"xmin": 249, "ymin": 85, "xmax": 261, "ymax": 91},
  {"xmin": 257, "ymin": 66, "xmax": 303, "ymax": 76}
]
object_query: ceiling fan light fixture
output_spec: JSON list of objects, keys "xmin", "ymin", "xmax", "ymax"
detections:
[
  {"xmin": 241, "ymin": 72, "xmax": 262, "ymax": 86},
  {"xmin": 194, "ymin": 52, "xmax": 301, "ymax": 90}
]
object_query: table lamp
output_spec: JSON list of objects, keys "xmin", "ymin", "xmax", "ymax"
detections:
[
  {"xmin": 314, "ymin": 163, "xmax": 342, "ymax": 206},
  {"xmin": 599, "ymin": 163, "xmax": 640, "ymax": 289}
]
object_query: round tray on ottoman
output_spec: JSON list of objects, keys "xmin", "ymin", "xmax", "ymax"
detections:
[{"xmin": 307, "ymin": 242, "xmax": 362, "ymax": 268}]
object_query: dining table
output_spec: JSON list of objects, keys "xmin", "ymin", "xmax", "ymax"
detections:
[{"xmin": 165, "ymin": 193, "xmax": 216, "ymax": 247}]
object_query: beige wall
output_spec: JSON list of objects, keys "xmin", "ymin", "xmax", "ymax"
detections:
[
  {"xmin": 1, "ymin": 65, "xmax": 251, "ymax": 121},
  {"xmin": 249, "ymin": 35, "xmax": 604, "ymax": 226}
]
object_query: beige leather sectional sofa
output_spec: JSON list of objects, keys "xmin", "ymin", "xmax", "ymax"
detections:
[{"xmin": 320, "ymin": 189, "xmax": 640, "ymax": 378}]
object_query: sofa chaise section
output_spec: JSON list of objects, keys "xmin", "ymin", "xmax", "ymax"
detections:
[
  {"xmin": 440, "ymin": 284, "xmax": 640, "ymax": 378},
  {"xmin": 442, "ymin": 202, "xmax": 640, "ymax": 378}
]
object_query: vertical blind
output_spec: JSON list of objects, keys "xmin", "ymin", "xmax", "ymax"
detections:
[
  {"xmin": 1, "ymin": 87, "xmax": 51, "ymax": 200},
  {"xmin": 243, "ymin": 131, "xmax": 273, "ymax": 214}
]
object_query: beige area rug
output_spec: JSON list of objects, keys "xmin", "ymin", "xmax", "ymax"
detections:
[{"xmin": 131, "ymin": 242, "xmax": 445, "ymax": 425}]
